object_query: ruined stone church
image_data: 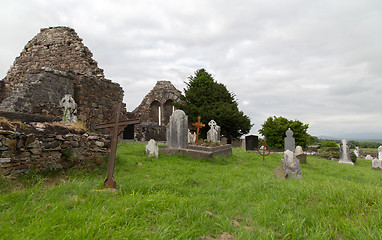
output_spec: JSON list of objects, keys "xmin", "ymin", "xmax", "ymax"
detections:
[{"xmin": 0, "ymin": 26, "xmax": 182, "ymax": 140}]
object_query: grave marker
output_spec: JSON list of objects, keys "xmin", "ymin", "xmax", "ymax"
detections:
[
  {"xmin": 284, "ymin": 128, "xmax": 295, "ymax": 151},
  {"xmin": 338, "ymin": 139, "xmax": 354, "ymax": 165},
  {"xmin": 94, "ymin": 103, "xmax": 140, "ymax": 189},
  {"xmin": 192, "ymin": 116, "xmax": 205, "ymax": 143},
  {"xmin": 167, "ymin": 110, "xmax": 188, "ymax": 149}
]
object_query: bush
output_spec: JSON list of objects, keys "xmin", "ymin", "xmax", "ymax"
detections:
[
  {"xmin": 321, "ymin": 141, "xmax": 338, "ymax": 148},
  {"xmin": 319, "ymin": 147, "xmax": 339, "ymax": 160},
  {"xmin": 350, "ymin": 152, "xmax": 357, "ymax": 164}
]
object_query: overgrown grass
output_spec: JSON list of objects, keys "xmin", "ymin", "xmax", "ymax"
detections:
[{"xmin": 1, "ymin": 142, "xmax": 382, "ymax": 239}]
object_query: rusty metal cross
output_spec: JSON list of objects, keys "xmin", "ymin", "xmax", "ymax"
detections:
[
  {"xmin": 192, "ymin": 116, "xmax": 205, "ymax": 143},
  {"xmin": 94, "ymin": 103, "xmax": 140, "ymax": 189}
]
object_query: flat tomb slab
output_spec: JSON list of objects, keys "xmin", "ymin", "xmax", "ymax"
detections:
[{"xmin": 160, "ymin": 144, "xmax": 232, "ymax": 159}]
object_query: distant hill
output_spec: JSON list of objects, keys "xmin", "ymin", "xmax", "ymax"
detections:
[{"xmin": 317, "ymin": 136, "xmax": 382, "ymax": 143}]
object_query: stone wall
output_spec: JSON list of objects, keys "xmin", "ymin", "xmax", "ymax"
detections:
[
  {"xmin": 133, "ymin": 81, "xmax": 182, "ymax": 126},
  {"xmin": 0, "ymin": 80, "xmax": 5, "ymax": 102},
  {"xmin": 131, "ymin": 81, "xmax": 182, "ymax": 141},
  {"xmin": 0, "ymin": 26, "xmax": 124, "ymax": 125},
  {"xmin": 0, "ymin": 121, "xmax": 110, "ymax": 178},
  {"xmin": 3, "ymin": 26, "xmax": 104, "ymax": 96}
]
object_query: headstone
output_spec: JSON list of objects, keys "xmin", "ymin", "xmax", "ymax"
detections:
[
  {"xmin": 146, "ymin": 139, "xmax": 159, "ymax": 158},
  {"xmin": 221, "ymin": 137, "xmax": 228, "ymax": 145},
  {"xmin": 338, "ymin": 139, "xmax": 354, "ymax": 165},
  {"xmin": 207, "ymin": 120, "xmax": 220, "ymax": 142},
  {"xmin": 167, "ymin": 110, "xmax": 188, "ymax": 149},
  {"xmin": 379, "ymin": 146, "xmax": 382, "ymax": 160},
  {"xmin": 294, "ymin": 145, "xmax": 307, "ymax": 164},
  {"xmin": 371, "ymin": 158, "xmax": 382, "ymax": 170},
  {"xmin": 284, "ymin": 128, "xmax": 295, "ymax": 151},
  {"xmin": 295, "ymin": 146, "xmax": 303, "ymax": 155},
  {"xmin": 59, "ymin": 94, "xmax": 77, "ymax": 122},
  {"xmin": 245, "ymin": 135, "xmax": 258, "ymax": 151},
  {"xmin": 188, "ymin": 129, "xmax": 196, "ymax": 143},
  {"xmin": 281, "ymin": 150, "xmax": 302, "ymax": 179},
  {"xmin": 353, "ymin": 147, "xmax": 359, "ymax": 158},
  {"xmin": 273, "ymin": 166, "xmax": 286, "ymax": 180},
  {"xmin": 365, "ymin": 155, "xmax": 373, "ymax": 160}
]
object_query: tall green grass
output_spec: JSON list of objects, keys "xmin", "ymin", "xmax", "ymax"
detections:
[{"xmin": 1, "ymin": 142, "xmax": 381, "ymax": 239}]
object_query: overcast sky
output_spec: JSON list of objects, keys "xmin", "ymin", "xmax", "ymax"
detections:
[{"xmin": 1, "ymin": 0, "xmax": 381, "ymax": 139}]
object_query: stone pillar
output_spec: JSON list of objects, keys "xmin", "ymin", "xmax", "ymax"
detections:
[{"xmin": 338, "ymin": 139, "xmax": 354, "ymax": 165}]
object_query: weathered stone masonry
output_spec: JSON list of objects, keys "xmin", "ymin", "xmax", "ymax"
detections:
[
  {"xmin": 0, "ymin": 121, "xmax": 110, "ymax": 177},
  {"xmin": 131, "ymin": 81, "xmax": 182, "ymax": 141},
  {"xmin": 0, "ymin": 26, "xmax": 124, "ymax": 125}
]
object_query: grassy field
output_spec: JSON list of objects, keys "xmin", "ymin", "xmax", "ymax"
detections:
[{"xmin": 1, "ymin": 142, "xmax": 382, "ymax": 239}]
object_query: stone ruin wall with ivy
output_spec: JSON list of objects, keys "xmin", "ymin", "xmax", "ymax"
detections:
[{"xmin": 0, "ymin": 26, "xmax": 124, "ymax": 125}]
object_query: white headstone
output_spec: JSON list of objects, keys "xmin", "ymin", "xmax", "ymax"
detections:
[
  {"xmin": 284, "ymin": 128, "xmax": 295, "ymax": 151},
  {"xmin": 372, "ymin": 158, "xmax": 382, "ymax": 170},
  {"xmin": 295, "ymin": 146, "xmax": 304, "ymax": 156},
  {"xmin": 378, "ymin": 145, "xmax": 382, "ymax": 160},
  {"xmin": 188, "ymin": 129, "xmax": 196, "ymax": 143},
  {"xmin": 338, "ymin": 139, "xmax": 354, "ymax": 165},
  {"xmin": 207, "ymin": 120, "xmax": 220, "ymax": 142},
  {"xmin": 365, "ymin": 155, "xmax": 373, "ymax": 160},
  {"xmin": 167, "ymin": 110, "xmax": 188, "ymax": 149},
  {"xmin": 146, "ymin": 139, "xmax": 159, "ymax": 158},
  {"xmin": 353, "ymin": 147, "xmax": 359, "ymax": 158},
  {"xmin": 59, "ymin": 94, "xmax": 77, "ymax": 122},
  {"xmin": 282, "ymin": 150, "xmax": 302, "ymax": 179}
]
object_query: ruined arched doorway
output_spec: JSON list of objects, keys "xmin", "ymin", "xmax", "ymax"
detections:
[
  {"xmin": 149, "ymin": 100, "xmax": 161, "ymax": 125},
  {"xmin": 163, "ymin": 99, "xmax": 174, "ymax": 125}
]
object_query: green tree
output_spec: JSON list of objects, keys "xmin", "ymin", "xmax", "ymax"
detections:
[
  {"xmin": 258, "ymin": 116, "xmax": 310, "ymax": 149},
  {"xmin": 176, "ymin": 69, "xmax": 252, "ymax": 139}
]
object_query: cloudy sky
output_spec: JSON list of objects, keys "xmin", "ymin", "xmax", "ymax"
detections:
[{"xmin": 1, "ymin": 0, "xmax": 381, "ymax": 139}]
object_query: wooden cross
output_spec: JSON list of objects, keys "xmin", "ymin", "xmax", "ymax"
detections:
[
  {"xmin": 192, "ymin": 116, "xmax": 205, "ymax": 143},
  {"xmin": 94, "ymin": 103, "xmax": 140, "ymax": 189}
]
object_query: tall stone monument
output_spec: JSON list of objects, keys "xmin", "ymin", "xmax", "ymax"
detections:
[
  {"xmin": 378, "ymin": 145, "xmax": 382, "ymax": 160},
  {"xmin": 167, "ymin": 110, "xmax": 188, "ymax": 149},
  {"xmin": 338, "ymin": 139, "xmax": 354, "ymax": 165},
  {"xmin": 284, "ymin": 128, "xmax": 295, "ymax": 151}
]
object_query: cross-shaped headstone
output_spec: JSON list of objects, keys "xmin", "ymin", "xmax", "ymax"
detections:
[
  {"xmin": 192, "ymin": 116, "xmax": 205, "ymax": 143},
  {"xmin": 94, "ymin": 103, "xmax": 140, "ymax": 189}
]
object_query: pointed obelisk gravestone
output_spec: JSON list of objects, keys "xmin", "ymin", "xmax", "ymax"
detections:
[
  {"xmin": 378, "ymin": 146, "xmax": 382, "ymax": 160},
  {"xmin": 192, "ymin": 116, "xmax": 205, "ymax": 143},
  {"xmin": 338, "ymin": 139, "xmax": 354, "ymax": 165},
  {"xmin": 94, "ymin": 103, "xmax": 140, "ymax": 189},
  {"xmin": 284, "ymin": 128, "xmax": 295, "ymax": 151},
  {"xmin": 167, "ymin": 110, "xmax": 188, "ymax": 149}
]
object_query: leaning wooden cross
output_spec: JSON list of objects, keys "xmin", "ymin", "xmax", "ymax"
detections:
[
  {"xmin": 94, "ymin": 103, "xmax": 140, "ymax": 189},
  {"xmin": 192, "ymin": 116, "xmax": 205, "ymax": 143}
]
